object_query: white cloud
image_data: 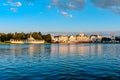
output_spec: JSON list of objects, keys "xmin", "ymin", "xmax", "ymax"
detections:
[
  {"xmin": 10, "ymin": 8, "xmax": 17, "ymax": 12},
  {"xmin": 51, "ymin": 0, "xmax": 86, "ymax": 11},
  {"xmin": 24, "ymin": 0, "xmax": 35, "ymax": 6},
  {"xmin": 12, "ymin": 2, "xmax": 22, "ymax": 7},
  {"xmin": 60, "ymin": 11, "xmax": 72, "ymax": 18},
  {"xmin": 91, "ymin": 0, "xmax": 120, "ymax": 14},
  {"xmin": 16, "ymin": 2, "xmax": 22, "ymax": 7},
  {"xmin": 8, "ymin": 0, "xmax": 14, "ymax": 2},
  {"xmin": 51, "ymin": 0, "xmax": 85, "ymax": 18},
  {"xmin": 47, "ymin": 5, "xmax": 52, "ymax": 9},
  {"xmin": 3, "ymin": 0, "xmax": 120, "ymax": 15},
  {"xmin": 5, "ymin": 1, "xmax": 22, "ymax": 7}
]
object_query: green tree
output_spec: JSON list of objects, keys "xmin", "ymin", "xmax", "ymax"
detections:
[
  {"xmin": 12, "ymin": 33, "xmax": 23, "ymax": 40},
  {"xmin": 115, "ymin": 37, "xmax": 120, "ymax": 42},
  {"xmin": 42, "ymin": 34, "xmax": 51, "ymax": 42},
  {"xmin": 31, "ymin": 32, "xmax": 43, "ymax": 40},
  {"xmin": 1, "ymin": 34, "xmax": 7, "ymax": 42},
  {"xmin": 6, "ymin": 33, "xmax": 14, "ymax": 41},
  {"xmin": 101, "ymin": 37, "xmax": 111, "ymax": 42}
]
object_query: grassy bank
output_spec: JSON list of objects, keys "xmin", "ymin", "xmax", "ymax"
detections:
[
  {"xmin": 0, "ymin": 42, "xmax": 8, "ymax": 44},
  {"xmin": 0, "ymin": 42, "xmax": 120, "ymax": 45},
  {"xmin": 0, "ymin": 42, "xmax": 51, "ymax": 45}
]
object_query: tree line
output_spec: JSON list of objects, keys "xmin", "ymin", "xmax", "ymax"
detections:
[
  {"xmin": 0, "ymin": 32, "xmax": 51, "ymax": 42},
  {"xmin": 0, "ymin": 32, "xmax": 120, "ymax": 43},
  {"xmin": 101, "ymin": 37, "xmax": 120, "ymax": 42}
]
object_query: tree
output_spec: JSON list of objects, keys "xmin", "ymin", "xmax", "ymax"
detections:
[
  {"xmin": 0, "ymin": 32, "xmax": 52, "ymax": 42},
  {"xmin": 101, "ymin": 37, "xmax": 111, "ymax": 42},
  {"xmin": 42, "ymin": 34, "xmax": 51, "ymax": 42},
  {"xmin": 0, "ymin": 34, "xmax": 8, "ymax": 42},
  {"xmin": 31, "ymin": 32, "xmax": 43, "ymax": 40},
  {"xmin": 6, "ymin": 33, "xmax": 14, "ymax": 41},
  {"xmin": 115, "ymin": 37, "xmax": 120, "ymax": 42}
]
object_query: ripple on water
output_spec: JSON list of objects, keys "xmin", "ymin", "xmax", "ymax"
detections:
[{"xmin": 0, "ymin": 44, "xmax": 120, "ymax": 80}]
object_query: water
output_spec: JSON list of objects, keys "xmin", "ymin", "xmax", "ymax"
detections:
[{"xmin": 0, "ymin": 44, "xmax": 120, "ymax": 80}]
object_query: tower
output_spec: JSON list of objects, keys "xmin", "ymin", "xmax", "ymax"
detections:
[{"xmin": 110, "ymin": 33, "xmax": 115, "ymax": 42}]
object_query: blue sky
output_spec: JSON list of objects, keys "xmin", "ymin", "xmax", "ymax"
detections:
[{"xmin": 0, "ymin": 0, "xmax": 120, "ymax": 33}]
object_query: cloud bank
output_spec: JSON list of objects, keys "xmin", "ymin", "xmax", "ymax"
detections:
[
  {"xmin": 91, "ymin": 0, "xmax": 120, "ymax": 14},
  {"xmin": 11, "ymin": 2, "xmax": 22, "ymax": 7},
  {"xmin": 60, "ymin": 11, "xmax": 72, "ymax": 18},
  {"xmin": 2, "ymin": 0, "xmax": 120, "ymax": 15},
  {"xmin": 51, "ymin": 0, "xmax": 86, "ymax": 11},
  {"xmin": 10, "ymin": 8, "xmax": 17, "ymax": 12}
]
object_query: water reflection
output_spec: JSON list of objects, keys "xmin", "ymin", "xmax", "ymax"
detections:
[
  {"xmin": 0, "ymin": 44, "xmax": 120, "ymax": 57},
  {"xmin": 0, "ymin": 44, "xmax": 120, "ymax": 80},
  {"xmin": 51, "ymin": 44, "xmax": 103, "ymax": 56},
  {"xmin": 28, "ymin": 44, "xmax": 45, "ymax": 56},
  {"xmin": 0, "ymin": 44, "xmax": 119, "ymax": 57}
]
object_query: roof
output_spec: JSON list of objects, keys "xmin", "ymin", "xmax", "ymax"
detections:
[{"xmin": 27, "ymin": 35, "xmax": 35, "ymax": 41}]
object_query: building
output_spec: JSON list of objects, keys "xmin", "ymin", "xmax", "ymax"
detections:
[
  {"xmin": 51, "ymin": 35, "xmax": 69, "ymax": 43},
  {"xmin": 10, "ymin": 39, "xmax": 24, "ymax": 44},
  {"xmin": 58, "ymin": 35, "xmax": 69, "ymax": 43},
  {"xmin": 68, "ymin": 36, "xmax": 77, "ymax": 43},
  {"xmin": 26, "ymin": 35, "xmax": 45, "ymax": 44},
  {"xmin": 9, "ymin": 35, "xmax": 45, "ymax": 44},
  {"xmin": 76, "ymin": 34, "xmax": 90, "ymax": 42},
  {"xmin": 90, "ymin": 34, "xmax": 102, "ymax": 42},
  {"xmin": 51, "ymin": 36, "xmax": 59, "ymax": 43},
  {"xmin": 51, "ymin": 33, "xmax": 103, "ymax": 43},
  {"xmin": 110, "ymin": 33, "xmax": 115, "ymax": 42}
]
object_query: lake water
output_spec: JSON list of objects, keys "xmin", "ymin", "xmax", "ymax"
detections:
[{"xmin": 0, "ymin": 44, "xmax": 120, "ymax": 80}]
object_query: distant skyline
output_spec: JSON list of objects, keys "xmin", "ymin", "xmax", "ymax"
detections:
[{"xmin": 0, "ymin": 0, "xmax": 120, "ymax": 33}]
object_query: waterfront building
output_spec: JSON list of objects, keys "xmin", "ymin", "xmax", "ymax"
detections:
[
  {"xmin": 58, "ymin": 35, "xmax": 69, "ymax": 43},
  {"xmin": 90, "ymin": 34, "xmax": 102, "ymax": 42},
  {"xmin": 9, "ymin": 35, "xmax": 45, "ymax": 44},
  {"xmin": 110, "ymin": 33, "xmax": 116, "ymax": 42},
  {"xmin": 26, "ymin": 35, "xmax": 45, "ymax": 44},
  {"xmin": 51, "ymin": 36, "xmax": 59, "ymax": 43},
  {"xmin": 27, "ymin": 35, "xmax": 35, "ymax": 42},
  {"xmin": 68, "ymin": 36, "xmax": 77, "ymax": 43},
  {"xmin": 10, "ymin": 39, "xmax": 24, "ymax": 44},
  {"xmin": 76, "ymin": 34, "xmax": 90, "ymax": 42},
  {"xmin": 51, "ymin": 35, "xmax": 55, "ymax": 42}
]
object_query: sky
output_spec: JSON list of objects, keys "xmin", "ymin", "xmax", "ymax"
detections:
[{"xmin": 0, "ymin": 0, "xmax": 120, "ymax": 33}]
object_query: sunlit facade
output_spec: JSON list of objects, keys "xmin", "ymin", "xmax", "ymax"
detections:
[
  {"xmin": 51, "ymin": 34, "xmax": 103, "ymax": 43},
  {"xmin": 76, "ymin": 34, "xmax": 90, "ymax": 42},
  {"xmin": 90, "ymin": 34, "xmax": 102, "ymax": 42},
  {"xmin": 59, "ymin": 35, "xmax": 69, "ymax": 43}
]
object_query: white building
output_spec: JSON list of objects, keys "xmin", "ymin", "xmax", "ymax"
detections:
[
  {"xmin": 90, "ymin": 34, "xmax": 102, "ymax": 42},
  {"xmin": 51, "ymin": 36, "xmax": 59, "ymax": 42},
  {"xmin": 68, "ymin": 36, "xmax": 77, "ymax": 43},
  {"xmin": 10, "ymin": 35, "xmax": 45, "ymax": 44},
  {"xmin": 76, "ymin": 34, "xmax": 90, "ymax": 42},
  {"xmin": 110, "ymin": 33, "xmax": 115, "ymax": 42},
  {"xmin": 59, "ymin": 35, "xmax": 69, "ymax": 43}
]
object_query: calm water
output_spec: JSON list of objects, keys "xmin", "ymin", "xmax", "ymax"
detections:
[{"xmin": 0, "ymin": 44, "xmax": 120, "ymax": 80}]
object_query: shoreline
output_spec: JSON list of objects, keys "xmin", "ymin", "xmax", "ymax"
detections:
[{"xmin": 0, "ymin": 42, "xmax": 120, "ymax": 45}]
